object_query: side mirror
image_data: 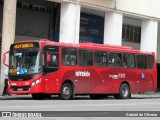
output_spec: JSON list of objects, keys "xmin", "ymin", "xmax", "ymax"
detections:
[
  {"xmin": 3, "ymin": 51, "xmax": 9, "ymax": 67},
  {"xmin": 47, "ymin": 54, "xmax": 51, "ymax": 63}
]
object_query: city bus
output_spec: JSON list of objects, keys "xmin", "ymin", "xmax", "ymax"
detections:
[{"xmin": 5, "ymin": 39, "xmax": 157, "ymax": 100}]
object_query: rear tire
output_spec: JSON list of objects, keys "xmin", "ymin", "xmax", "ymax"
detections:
[
  {"xmin": 59, "ymin": 82, "xmax": 73, "ymax": 100},
  {"xmin": 114, "ymin": 83, "xmax": 130, "ymax": 99}
]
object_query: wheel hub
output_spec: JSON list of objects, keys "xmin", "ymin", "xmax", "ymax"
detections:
[
  {"xmin": 122, "ymin": 87, "xmax": 128, "ymax": 97},
  {"xmin": 62, "ymin": 87, "xmax": 70, "ymax": 96}
]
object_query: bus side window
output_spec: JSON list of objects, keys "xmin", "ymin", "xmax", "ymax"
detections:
[
  {"xmin": 78, "ymin": 49, "xmax": 93, "ymax": 66},
  {"xmin": 94, "ymin": 51, "xmax": 107, "ymax": 67},
  {"xmin": 87, "ymin": 51, "xmax": 93, "ymax": 66},
  {"xmin": 109, "ymin": 52, "xmax": 122, "ymax": 68},
  {"xmin": 62, "ymin": 48, "xmax": 77, "ymax": 66},
  {"xmin": 123, "ymin": 53, "xmax": 135, "ymax": 68},
  {"xmin": 62, "ymin": 55, "xmax": 70, "ymax": 65},
  {"xmin": 70, "ymin": 56, "xmax": 76, "ymax": 65},
  {"xmin": 148, "ymin": 55, "xmax": 154, "ymax": 69},
  {"xmin": 137, "ymin": 55, "xmax": 147, "ymax": 69},
  {"xmin": 123, "ymin": 54, "xmax": 128, "ymax": 68}
]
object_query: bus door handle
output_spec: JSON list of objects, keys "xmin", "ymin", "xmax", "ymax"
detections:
[
  {"xmin": 45, "ymin": 79, "xmax": 48, "ymax": 81},
  {"xmin": 137, "ymin": 81, "xmax": 139, "ymax": 83}
]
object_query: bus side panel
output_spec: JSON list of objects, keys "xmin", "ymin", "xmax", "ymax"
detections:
[
  {"xmin": 111, "ymin": 68, "xmax": 157, "ymax": 94},
  {"xmin": 149, "ymin": 70, "xmax": 157, "ymax": 91},
  {"xmin": 109, "ymin": 68, "xmax": 138, "ymax": 94},
  {"xmin": 147, "ymin": 69, "xmax": 157, "ymax": 91},
  {"xmin": 42, "ymin": 71, "xmax": 61, "ymax": 94},
  {"xmin": 91, "ymin": 68, "xmax": 113, "ymax": 94},
  {"xmin": 135, "ymin": 69, "xmax": 157, "ymax": 93},
  {"xmin": 91, "ymin": 68, "xmax": 138, "ymax": 94},
  {"xmin": 61, "ymin": 66, "xmax": 93, "ymax": 94},
  {"xmin": 135, "ymin": 54, "xmax": 157, "ymax": 93}
]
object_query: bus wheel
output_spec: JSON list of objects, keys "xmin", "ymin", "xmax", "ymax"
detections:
[
  {"xmin": 119, "ymin": 83, "xmax": 130, "ymax": 99},
  {"xmin": 32, "ymin": 94, "xmax": 45, "ymax": 100},
  {"xmin": 60, "ymin": 82, "xmax": 73, "ymax": 100}
]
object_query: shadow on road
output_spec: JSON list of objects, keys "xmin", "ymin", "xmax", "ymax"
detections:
[{"xmin": 0, "ymin": 94, "xmax": 160, "ymax": 100}]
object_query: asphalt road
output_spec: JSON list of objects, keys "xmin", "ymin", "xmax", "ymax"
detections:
[{"xmin": 0, "ymin": 94, "xmax": 160, "ymax": 120}]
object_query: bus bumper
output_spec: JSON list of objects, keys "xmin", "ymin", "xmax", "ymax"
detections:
[{"xmin": 8, "ymin": 81, "xmax": 43, "ymax": 95}]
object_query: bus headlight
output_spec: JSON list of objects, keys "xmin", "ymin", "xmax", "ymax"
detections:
[{"xmin": 31, "ymin": 79, "xmax": 41, "ymax": 87}]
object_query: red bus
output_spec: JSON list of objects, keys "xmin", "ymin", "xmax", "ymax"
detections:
[{"xmin": 6, "ymin": 39, "xmax": 157, "ymax": 100}]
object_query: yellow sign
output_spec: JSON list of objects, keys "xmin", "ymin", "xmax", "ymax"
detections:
[
  {"xmin": 14, "ymin": 43, "xmax": 34, "ymax": 49},
  {"xmin": 9, "ymin": 68, "xmax": 17, "ymax": 74}
]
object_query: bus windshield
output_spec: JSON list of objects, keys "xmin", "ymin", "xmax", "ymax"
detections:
[{"xmin": 9, "ymin": 51, "xmax": 41, "ymax": 75}]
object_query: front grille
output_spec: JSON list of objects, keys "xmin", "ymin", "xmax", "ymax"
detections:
[{"xmin": 11, "ymin": 86, "xmax": 30, "ymax": 92}]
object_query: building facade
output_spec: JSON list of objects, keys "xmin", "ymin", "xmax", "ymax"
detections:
[{"xmin": 0, "ymin": 0, "xmax": 160, "ymax": 90}]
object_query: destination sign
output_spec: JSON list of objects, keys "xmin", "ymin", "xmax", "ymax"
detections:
[
  {"xmin": 9, "ymin": 68, "xmax": 17, "ymax": 74},
  {"xmin": 13, "ymin": 43, "xmax": 34, "ymax": 49}
]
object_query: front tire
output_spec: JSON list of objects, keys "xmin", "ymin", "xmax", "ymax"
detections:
[{"xmin": 59, "ymin": 82, "xmax": 73, "ymax": 100}]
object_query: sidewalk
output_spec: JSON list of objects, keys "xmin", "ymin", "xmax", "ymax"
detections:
[
  {"xmin": 132, "ymin": 92, "xmax": 160, "ymax": 98},
  {"xmin": 0, "ymin": 94, "xmax": 32, "ymax": 99}
]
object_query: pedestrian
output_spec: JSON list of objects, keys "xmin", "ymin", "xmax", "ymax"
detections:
[{"xmin": 2, "ymin": 68, "xmax": 10, "ymax": 96}]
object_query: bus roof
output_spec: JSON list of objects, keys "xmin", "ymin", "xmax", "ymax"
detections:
[
  {"xmin": 79, "ymin": 43, "xmax": 133, "ymax": 50},
  {"xmin": 13, "ymin": 39, "xmax": 154, "ymax": 55}
]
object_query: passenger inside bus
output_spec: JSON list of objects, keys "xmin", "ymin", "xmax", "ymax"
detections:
[
  {"xmin": 71, "ymin": 56, "xmax": 76, "ymax": 65},
  {"xmin": 63, "ymin": 56, "xmax": 70, "ymax": 65},
  {"xmin": 109, "ymin": 53, "xmax": 122, "ymax": 68}
]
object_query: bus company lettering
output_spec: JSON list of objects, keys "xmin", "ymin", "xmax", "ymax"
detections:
[
  {"xmin": 109, "ymin": 73, "xmax": 126, "ymax": 79},
  {"xmin": 75, "ymin": 71, "xmax": 90, "ymax": 77}
]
